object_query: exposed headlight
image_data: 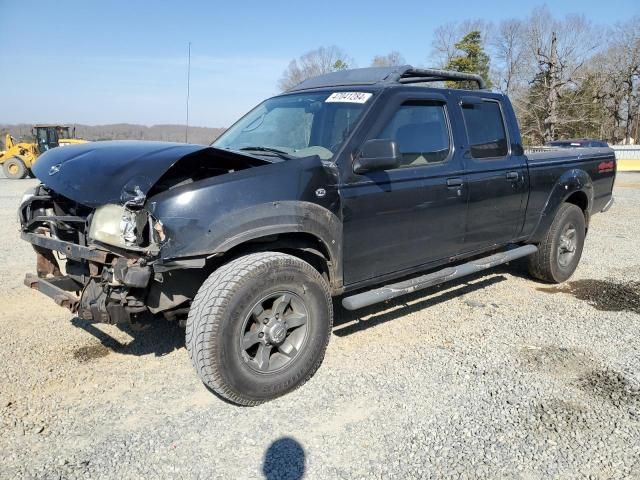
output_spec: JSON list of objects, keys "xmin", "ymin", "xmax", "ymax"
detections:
[
  {"xmin": 18, "ymin": 187, "xmax": 37, "ymax": 224},
  {"xmin": 20, "ymin": 187, "xmax": 36, "ymax": 206},
  {"xmin": 89, "ymin": 204, "xmax": 146, "ymax": 249}
]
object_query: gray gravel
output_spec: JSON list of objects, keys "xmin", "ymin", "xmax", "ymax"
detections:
[{"xmin": 1, "ymin": 174, "xmax": 639, "ymax": 479}]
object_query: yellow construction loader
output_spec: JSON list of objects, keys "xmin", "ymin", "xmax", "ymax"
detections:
[{"xmin": 0, "ymin": 125, "xmax": 87, "ymax": 179}]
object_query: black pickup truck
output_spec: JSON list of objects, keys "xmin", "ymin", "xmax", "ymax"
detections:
[{"xmin": 19, "ymin": 66, "xmax": 615, "ymax": 405}]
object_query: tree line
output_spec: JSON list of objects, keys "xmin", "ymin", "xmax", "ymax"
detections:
[
  {"xmin": 0, "ymin": 123, "xmax": 225, "ymax": 147},
  {"xmin": 278, "ymin": 7, "xmax": 640, "ymax": 146}
]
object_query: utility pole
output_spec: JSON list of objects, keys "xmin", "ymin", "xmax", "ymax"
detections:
[{"xmin": 185, "ymin": 41, "xmax": 191, "ymax": 143}]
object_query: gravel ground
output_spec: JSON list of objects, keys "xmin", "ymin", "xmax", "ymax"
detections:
[{"xmin": 1, "ymin": 174, "xmax": 639, "ymax": 479}]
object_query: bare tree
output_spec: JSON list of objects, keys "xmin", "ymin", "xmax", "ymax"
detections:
[
  {"xmin": 430, "ymin": 20, "xmax": 491, "ymax": 68},
  {"xmin": 541, "ymin": 31, "xmax": 560, "ymax": 141},
  {"xmin": 613, "ymin": 18, "xmax": 640, "ymax": 143},
  {"xmin": 588, "ymin": 19, "xmax": 640, "ymax": 143},
  {"xmin": 524, "ymin": 7, "xmax": 600, "ymax": 142},
  {"xmin": 371, "ymin": 51, "xmax": 406, "ymax": 67},
  {"xmin": 278, "ymin": 46, "xmax": 353, "ymax": 91},
  {"xmin": 589, "ymin": 48, "xmax": 629, "ymax": 142},
  {"xmin": 431, "ymin": 22, "xmax": 460, "ymax": 68},
  {"xmin": 491, "ymin": 19, "xmax": 526, "ymax": 95}
]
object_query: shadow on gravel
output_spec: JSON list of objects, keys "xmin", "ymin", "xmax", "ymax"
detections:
[
  {"xmin": 71, "ymin": 317, "xmax": 184, "ymax": 358},
  {"xmin": 68, "ymin": 262, "xmax": 523, "ymax": 353},
  {"xmin": 333, "ymin": 272, "xmax": 508, "ymax": 337},
  {"xmin": 262, "ymin": 437, "xmax": 305, "ymax": 480}
]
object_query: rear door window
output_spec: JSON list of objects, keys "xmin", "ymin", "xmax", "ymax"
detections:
[{"xmin": 461, "ymin": 100, "xmax": 508, "ymax": 159}]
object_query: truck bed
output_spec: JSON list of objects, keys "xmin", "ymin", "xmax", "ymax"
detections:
[{"xmin": 525, "ymin": 146, "xmax": 614, "ymax": 164}]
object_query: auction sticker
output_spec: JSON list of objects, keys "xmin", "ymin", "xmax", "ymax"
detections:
[{"xmin": 325, "ymin": 92, "xmax": 372, "ymax": 103}]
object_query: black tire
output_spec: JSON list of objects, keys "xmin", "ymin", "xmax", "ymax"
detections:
[
  {"xmin": 2, "ymin": 157, "xmax": 27, "ymax": 179},
  {"xmin": 528, "ymin": 203, "xmax": 586, "ymax": 283},
  {"xmin": 186, "ymin": 252, "xmax": 333, "ymax": 406}
]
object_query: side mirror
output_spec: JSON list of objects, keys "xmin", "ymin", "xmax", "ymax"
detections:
[{"xmin": 353, "ymin": 139, "xmax": 400, "ymax": 174}]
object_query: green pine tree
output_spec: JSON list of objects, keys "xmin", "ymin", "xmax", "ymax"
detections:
[
  {"xmin": 445, "ymin": 31, "xmax": 492, "ymax": 89},
  {"xmin": 332, "ymin": 59, "xmax": 349, "ymax": 71}
]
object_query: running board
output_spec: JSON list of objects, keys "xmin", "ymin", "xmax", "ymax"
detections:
[{"xmin": 341, "ymin": 244, "xmax": 538, "ymax": 310}]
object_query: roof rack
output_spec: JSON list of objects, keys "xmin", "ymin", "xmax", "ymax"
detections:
[
  {"xmin": 287, "ymin": 65, "xmax": 487, "ymax": 92},
  {"xmin": 396, "ymin": 68, "xmax": 487, "ymax": 90}
]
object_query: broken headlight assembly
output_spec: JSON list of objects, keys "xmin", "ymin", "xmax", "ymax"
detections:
[
  {"xmin": 18, "ymin": 187, "xmax": 37, "ymax": 223},
  {"xmin": 20, "ymin": 187, "xmax": 37, "ymax": 206},
  {"xmin": 88, "ymin": 204, "xmax": 160, "ymax": 249}
]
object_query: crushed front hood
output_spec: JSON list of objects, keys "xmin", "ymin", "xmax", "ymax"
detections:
[{"xmin": 32, "ymin": 141, "xmax": 264, "ymax": 207}]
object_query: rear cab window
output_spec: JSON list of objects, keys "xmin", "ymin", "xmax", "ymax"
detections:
[{"xmin": 461, "ymin": 99, "xmax": 509, "ymax": 159}]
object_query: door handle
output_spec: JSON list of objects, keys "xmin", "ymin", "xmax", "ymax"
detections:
[
  {"xmin": 506, "ymin": 171, "xmax": 519, "ymax": 181},
  {"xmin": 446, "ymin": 178, "xmax": 463, "ymax": 188}
]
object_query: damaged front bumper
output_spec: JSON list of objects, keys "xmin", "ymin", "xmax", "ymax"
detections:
[
  {"xmin": 24, "ymin": 273, "xmax": 81, "ymax": 311},
  {"xmin": 19, "ymin": 178, "xmax": 216, "ymax": 325},
  {"xmin": 23, "ymin": 232, "xmax": 109, "ymax": 264},
  {"xmin": 23, "ymin": 232, "xmax": 152, "ymax": 324}
]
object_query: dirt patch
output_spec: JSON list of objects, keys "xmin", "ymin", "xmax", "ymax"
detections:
[
  {"xmin": 519, "ymin": 345, "xmax": 594, "ymax": 378},
  {"xmin": 73, "ymin": 344, "xmax": 111, "ymax": 362},
  {"xmin": 520, "ymin": 346, "xmax": 640, "ymax": 414},
  {"xmin": 538, "ymin": 279, "xmax": 640, "ymax": 314},
  {"xmin": 532, "ymin": 398, "xmax": 591, "ymax": 433},
  {"xmin": 576, "ymin": 368, "xmax": 640, "ymax": 410}
]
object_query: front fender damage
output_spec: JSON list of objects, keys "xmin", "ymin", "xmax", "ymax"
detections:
[
  {"xmin": 22, "ymin": 145, "xmax": 275, "ymax": 324},
  {"xmin": 22, "ymin": 144, "xmax": 339, "ymax": 324}
]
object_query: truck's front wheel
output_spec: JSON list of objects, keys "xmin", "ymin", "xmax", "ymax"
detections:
[
  {"xmin": 186, "ymin": 252, "xmax": 333, "ymax": 406},
  {"xmin": 528, "ymin": 203, "xmax": 586, "ymax": 283}
]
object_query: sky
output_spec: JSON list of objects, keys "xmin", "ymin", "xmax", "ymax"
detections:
[{"xmin": 1, "ymin": 0, "xmax": 637, "ymax": 128}]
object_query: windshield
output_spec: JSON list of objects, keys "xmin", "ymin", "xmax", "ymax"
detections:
[
  {"xmin": 213, "ymin": 91, "xmax": 373, "ymax": 160},
  {"xmin": 57, "ymin": 127, "xmax": 71, "ymax": 138}
]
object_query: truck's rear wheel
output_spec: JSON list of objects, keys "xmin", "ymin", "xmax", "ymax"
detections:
[
  {"xmin": 186, "ymin": 252, "xmax": 333, "ymax": 406},
  {"xmin": 528, "ymin": 203, "xmax": 586, "ymax": 283},
  {"xmin": 2, "ymin": 157, "xmax": 27, "ymax": 179}
]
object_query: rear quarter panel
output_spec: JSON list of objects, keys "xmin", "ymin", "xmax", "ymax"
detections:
[{"xmin": 523, "ymin": 147, "xmax": 616, "ymax": 242}]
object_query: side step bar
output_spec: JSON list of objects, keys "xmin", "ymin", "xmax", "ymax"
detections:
[{"xmin": 341, "ymin": 244, "xmax": 538, "ymax": 310}]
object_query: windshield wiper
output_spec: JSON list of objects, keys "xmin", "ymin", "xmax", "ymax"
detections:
[{"xmin": 238, "ymin": 146, "xmax": 293, "ymax": 159}]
